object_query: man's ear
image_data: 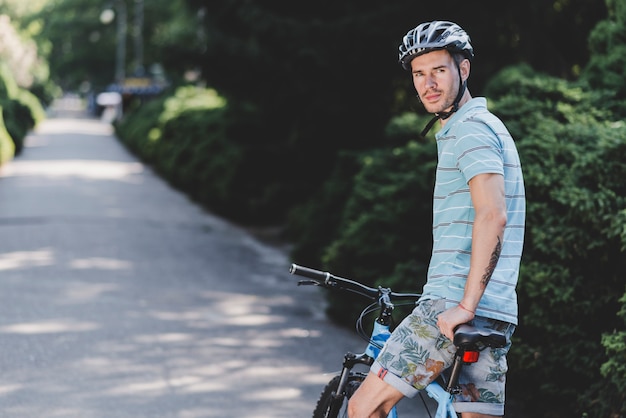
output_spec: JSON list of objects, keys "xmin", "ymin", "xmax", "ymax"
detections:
[{"xmin": 460, "ymin": 59, "xmax": 471, "ymax": 82}]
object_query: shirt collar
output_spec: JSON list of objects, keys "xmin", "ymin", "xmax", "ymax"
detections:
[{"xmin": 435, "ymin": 97, "xmax": 487, "ymax": 139}]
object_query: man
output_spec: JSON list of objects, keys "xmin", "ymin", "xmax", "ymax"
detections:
[{"xmin": 348, "ymin": 21, "xmax": 525, "ymax": 418}]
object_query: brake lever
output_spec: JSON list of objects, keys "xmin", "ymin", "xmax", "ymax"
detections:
[{"xmin": 297, "ymin": 280, "xmax": 320, "ymax": 286}]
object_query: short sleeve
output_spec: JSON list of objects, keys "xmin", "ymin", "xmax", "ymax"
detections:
[{"xmin": 454, "ymin": 121, "xmax": 504, "ymax": 183}]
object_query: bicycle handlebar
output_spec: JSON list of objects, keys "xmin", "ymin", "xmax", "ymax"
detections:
[
  {"xmin": 289, "ymin": 263, "xmax": 332, "ymax": 282},
  {"xmin": 290, "ymin": 263, "xmax": 421, "ymax": 301}
]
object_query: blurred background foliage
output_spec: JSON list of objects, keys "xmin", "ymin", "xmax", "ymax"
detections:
[
  {"xmin": 0, "ymin": 0, "xmax": 625, "ymax": 416},
  {"xmin": 0, "ymin": 1, "xmax": 46, "ymax": 158}
]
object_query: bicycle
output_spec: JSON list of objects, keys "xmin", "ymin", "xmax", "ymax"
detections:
[{"xmin": 289, "ymin": 263, "xmax": 507, "ymax": 418}]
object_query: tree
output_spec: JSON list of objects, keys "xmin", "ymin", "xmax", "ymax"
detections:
[
  {"xmin": 0, "ymin": 13, "xmax": 46, "ymax": 89},
  {"xmin": 28, "ymin": 0, "xmax": 199, "ymax": 92}
]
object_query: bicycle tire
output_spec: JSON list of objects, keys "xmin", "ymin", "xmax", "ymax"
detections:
[{"xmin": 312, "ymin": 372, "xmax": 366, "ymax": 418}]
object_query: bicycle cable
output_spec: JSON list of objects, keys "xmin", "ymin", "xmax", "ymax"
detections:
[
  {"xmin": 355, "ymin": 300, "xmax": 419, "ymax": 347},
  {"xmin": 355, "ymin": 302, "xmax": 380, "ymax": 346},
  {"xmin": 355, "ymin": 302, "xmax": 411, "ymax": 347}
]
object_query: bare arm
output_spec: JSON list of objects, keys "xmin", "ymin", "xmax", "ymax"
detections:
[{"xmin": 436, "ymin": 173, "xmax": 507, "ymax": 340}]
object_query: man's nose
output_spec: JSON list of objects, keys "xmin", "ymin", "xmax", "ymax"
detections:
[{"xmin": 424, "ymin": 74, "xmax": 436, "ymax": 88}]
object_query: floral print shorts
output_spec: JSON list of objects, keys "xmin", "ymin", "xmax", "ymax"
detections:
[{"xmin": 370, "ymin": 298, "xmax": 515, "ymax": 416}]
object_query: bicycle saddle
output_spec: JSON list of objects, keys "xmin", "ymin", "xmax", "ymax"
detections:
[{"xmin": 453, "ymin": 324, "xmax": 507, "ymax": 349}]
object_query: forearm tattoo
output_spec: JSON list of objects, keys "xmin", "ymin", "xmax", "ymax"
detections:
[{"xmin": 481, "ymin": 236, "xmax": 502, "ymax": 287}]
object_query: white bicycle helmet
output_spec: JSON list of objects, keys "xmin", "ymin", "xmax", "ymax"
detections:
[{"xmin": 399, "ymin": 21, "xmax": 473, "ymax": 71}]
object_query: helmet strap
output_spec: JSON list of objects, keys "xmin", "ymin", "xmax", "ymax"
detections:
[{"xmin": 420, "ymin": 115, "xmax": 440, "ymax": 138}]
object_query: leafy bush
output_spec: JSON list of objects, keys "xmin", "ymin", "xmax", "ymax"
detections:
[
  {"xmin": 117, "ymin": 85, "xmax": 322, "ymax": 224},
  {"xmin": 153, "ymin": 105, "xmax": 244, "ymax": 212},
  {"xmin": 506, "ymin": 118, "xmax": 626, "ymax": 418},
  {"xmin": 287, "ymin": 111, "xmax": 437, "ymax": 269},
  {"xmin": 0, "ymin": 107, "xmax": 15, "ymax": 164},
  {"xmin": 474, "ymin": 69, "xmax": 626, "ymax": 418},
  {"xmin": 318, "ymin": 140, "xmax": 436, "ymax": 325},
  {"xmin": 0, "ymin": 98, "xmax": 34, "ymax": 154},
  {"xmin": 286, "ymin": 117, "xmax": 432, "ymax": 325},
  {"xmin": 116, "ymin": 86, "xmax": 225, "ymax": 167},
  {"xmin": 115, "ymin": 97, "xmax": 167, "ymax": 163},
  {"xmin": 581, "ymin": 0, "xmax": 626, "ymax": 121},
  {"xmin": 286, "ymin": 150, "xmax": 362, "ymax": 268},
  {"xmin": 0, "ymin": 63, "xmax": 45, "ymax": 155},
  {"xmin": 600, "ymin": 291, "xmax": 626, "ymax": 416}
]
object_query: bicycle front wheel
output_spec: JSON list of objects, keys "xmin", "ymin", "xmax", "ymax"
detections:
[{"xmin": 312, "ymin": 372, "xmax": 366, "ymax": 418}]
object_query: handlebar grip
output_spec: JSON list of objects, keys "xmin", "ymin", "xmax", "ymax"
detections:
[{"xmin": 289, "ymin": 263, "xmax": 331, "ymax": 282}]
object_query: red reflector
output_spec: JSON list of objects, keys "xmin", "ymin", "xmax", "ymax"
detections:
[{"xmin": 463, "ymin": 351, "xmax": 480, "ymax": 363}]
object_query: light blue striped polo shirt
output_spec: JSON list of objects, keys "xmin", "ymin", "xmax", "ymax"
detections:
[{"xmin": 422, "ymin": 98, "xmax": 525, "ymax": 325}]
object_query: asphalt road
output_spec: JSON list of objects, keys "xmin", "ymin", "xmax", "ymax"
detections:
[{"xmin": 0, "ymin": 100, "xmax": 429, "ymax": 417}]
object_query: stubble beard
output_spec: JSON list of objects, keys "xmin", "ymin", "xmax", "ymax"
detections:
[{"xmin": 420, "ymin": 89, "xmax": 456, "ymax": 115}]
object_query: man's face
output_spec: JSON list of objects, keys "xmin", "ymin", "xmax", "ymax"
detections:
[{"xmin": 410, "ymin": 50, "xmax": 463, "ymax": 115}]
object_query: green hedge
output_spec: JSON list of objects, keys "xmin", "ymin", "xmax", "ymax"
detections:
[
  {"xmin": 600, "ymin": 291, "xmax": 626, "ymax": 413},
  {"xmin": 116, "ymin": 87, "xmax": 262, "ymax": 220},
  {"xmin": 116, "ymin": 85, "xmax": 328, "ymax": 225},
  {"xmin": 0, "ymin": 63, "xmax": 45, "ymax": 156},
  {"xmin": 509, "ymin": 120, "xmax": 626, "ymax": 418},
  {"xmin": 0, "ymin": 107, "xmax": 15, "ymax": 164}
]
